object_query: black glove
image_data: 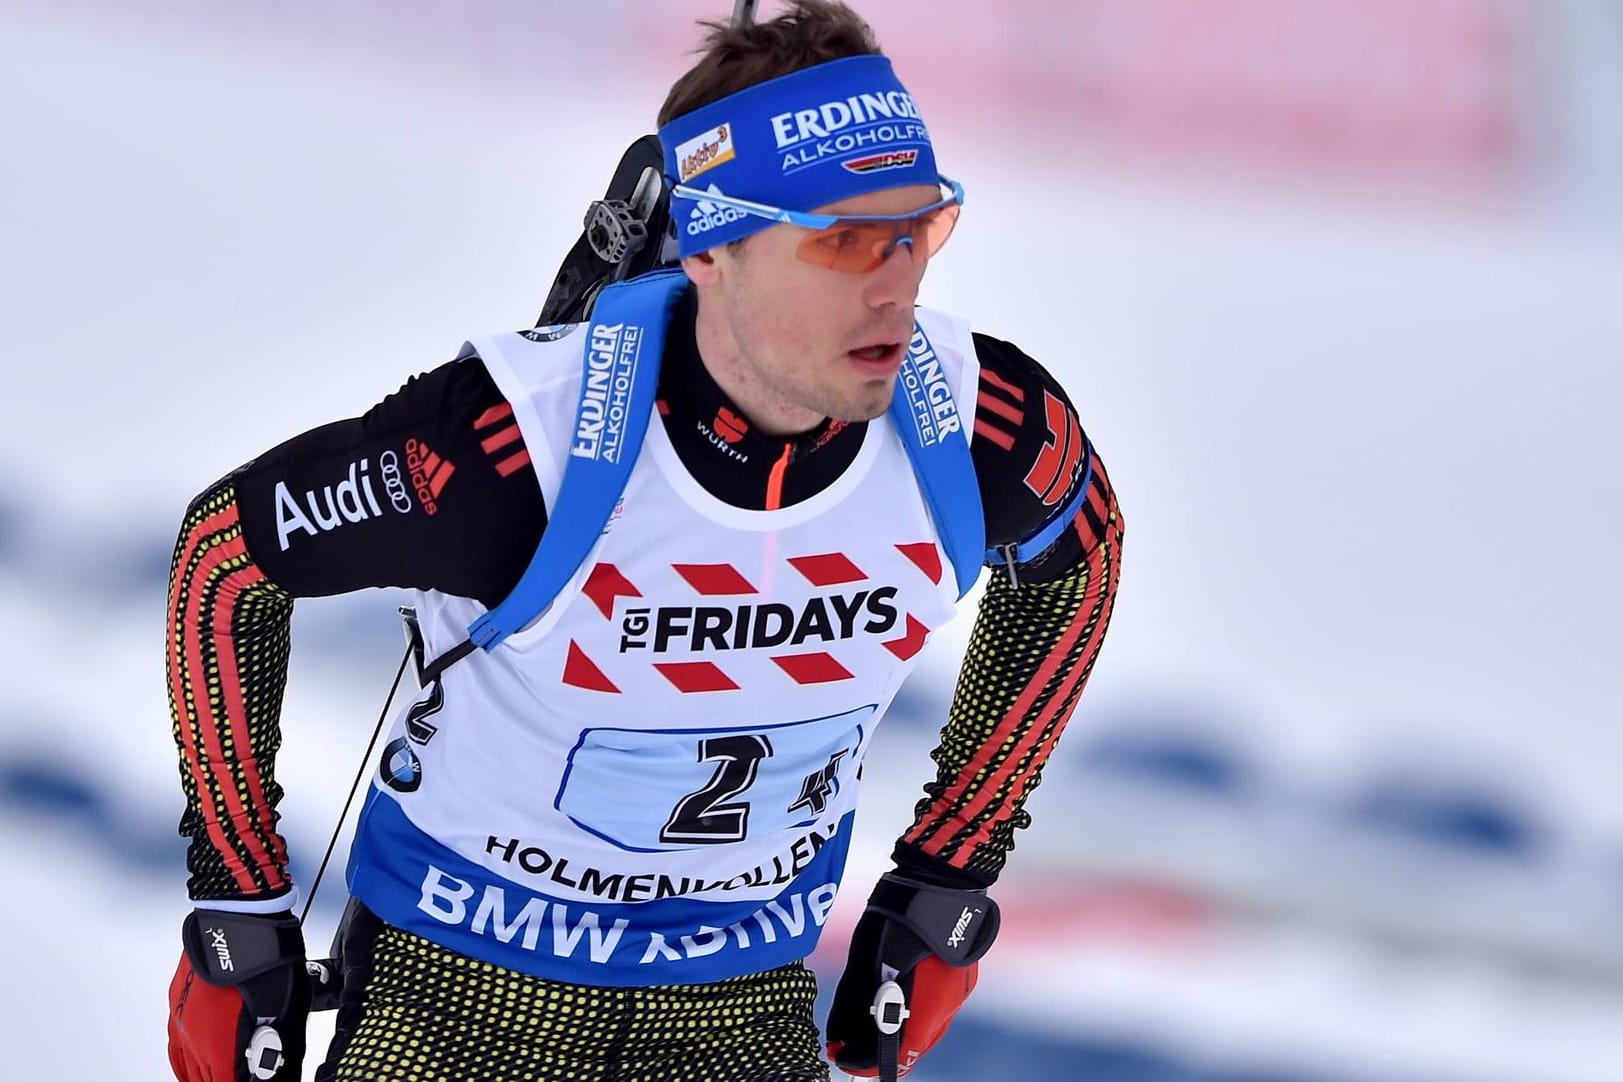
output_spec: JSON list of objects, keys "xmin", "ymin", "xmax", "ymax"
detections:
[
  {"xmin": 167, "ymin": 910, "xmax": 311, "ymax": 1082},
  {"xmin": 826, "ymin": 871, "xmax": 1000, "ymax": 1078}
]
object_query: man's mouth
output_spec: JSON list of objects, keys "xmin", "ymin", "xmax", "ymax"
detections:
[{"xmin": 847, "ymin": 342, "xmax": 903, "ymax": 365}]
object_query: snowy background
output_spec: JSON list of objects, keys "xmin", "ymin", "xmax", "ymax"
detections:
[{"xmin": 2, "ymin": 1, "xmax": 1621, "ymax": 1079}]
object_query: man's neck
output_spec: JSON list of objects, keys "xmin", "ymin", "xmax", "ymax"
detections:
[
  {"xmin": 657, "ymin": 289, "xmax": 866, "ymax": 513},
  {"xmin": 692, "ymin": 294, "xmax": 825, "ymax": 437}
]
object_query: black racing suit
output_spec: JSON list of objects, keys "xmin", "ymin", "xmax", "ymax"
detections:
[{"xmin": 166, "ymin": 290, "xmax": 1124, "ymax": 1081}]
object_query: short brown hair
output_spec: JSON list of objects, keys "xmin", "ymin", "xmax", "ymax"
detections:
[{"xmin": 658, "ymin": 1, "xmax": 883, "ymax": 127}]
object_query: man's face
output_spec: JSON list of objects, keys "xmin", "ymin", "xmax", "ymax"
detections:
[{"xmin": 684, "ymin": 183, "xmax": 942, "ymax": 428}]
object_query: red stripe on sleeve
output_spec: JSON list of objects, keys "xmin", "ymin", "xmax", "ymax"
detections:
[
  {"xmin": 210, "ymin": 559, "xmax": 291, "ymax": 881},
  {"xmin": 979, "ymin": 368, "xmax": 1026, "ymax": 402},
  {"xmin": 973, "ymin": 419, "xmax": 1016, "ymax": 451},
  {"xmin": 917, "ymin": 607, "xmax": 1103, "ymax": 860},
  {"xmin": 495, "ymin": 449, "xmax": 532, "ymax": 477},
  {"xmin": 168, "ymin": 509, "xmax": 259, "ymax": 893},
  {"xmin": 977, "ymin": 390, "xmax": 1023, "ymax": 426},
  {"xmin": 919, "ymin": 535, "xmax": 1121, "ymax": 862},
  {"xmin": 903, "ymin": 586, "xmax": 1099, "ymax": 856},
  {"xmin": 182, "ymin": 535, "xmax": 284, "ymax": 890},
  {"xmin": 479, "ymin": 424, "xmax": 523, "ymax": 455}
]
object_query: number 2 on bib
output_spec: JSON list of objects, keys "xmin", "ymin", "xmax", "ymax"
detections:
[
  {"xmin": 556, "ymin": 707, "xmax": 872, "ymax": 852},
  {"xmin": 660, "ymin": 734, "xmax": 774, "ymax": 844}
]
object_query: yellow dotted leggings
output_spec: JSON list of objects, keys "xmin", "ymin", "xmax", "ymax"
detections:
[{"xmin": 315, "ymin": 904, "xmax": 829, "ymax": 1082}]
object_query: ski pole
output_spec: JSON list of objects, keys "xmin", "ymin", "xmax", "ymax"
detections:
[
  {"xmin": 870, "ymin": 979, "xmax": 908, "ymax": 1082},
  {"xmin": 298, "ymin": 632, "xmax": 414, "ymax": 1011}
]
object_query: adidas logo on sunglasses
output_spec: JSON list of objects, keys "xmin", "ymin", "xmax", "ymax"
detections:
[{"xmin": 686, "ymin": 185, "xmax": 748, "ymax": 237}]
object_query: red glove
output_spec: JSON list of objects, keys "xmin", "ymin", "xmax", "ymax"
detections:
[
  {"xmin": 167, "ymin": 910, "xmax": 310, "ymax": 1082},
  {"xmin": 825, "ymin": 871, "xmax": 1000, "ymax": 1078}
]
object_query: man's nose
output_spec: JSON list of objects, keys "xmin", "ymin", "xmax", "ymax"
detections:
[{"xmin": 863, "ymin": 236, "xmax": 925, "ymax": 310}]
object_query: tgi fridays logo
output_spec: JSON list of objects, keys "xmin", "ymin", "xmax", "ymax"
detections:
[{"xmin": 618, "ymin": 588, "xmax": 899, "ymax": 654}]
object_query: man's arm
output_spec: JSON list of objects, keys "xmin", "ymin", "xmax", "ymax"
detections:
[
  {"xmin": 166, "ymin": 357, "xmax": 544, "ymax": 905},
  {"xmin": 895, "ymin": 331, "xmax": 1124, "ymax": 884},
  {"xmin": 827, "ymin": 333, "xmax": 1124, "ymax": 1075}
]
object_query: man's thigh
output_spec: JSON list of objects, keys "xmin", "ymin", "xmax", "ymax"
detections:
[{"xmin": 318, "ymin": 905, "xmax": 829, "ymax": 1082}]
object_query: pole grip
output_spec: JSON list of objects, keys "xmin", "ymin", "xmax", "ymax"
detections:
[{"xmin": 870, "ymin": 980, "xmax": 908, "ymax": 1082}]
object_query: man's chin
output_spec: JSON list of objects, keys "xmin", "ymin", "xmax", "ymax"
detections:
[{"xmin": 832, "ymin": 382, "xmax": 897, "ymax": 423}]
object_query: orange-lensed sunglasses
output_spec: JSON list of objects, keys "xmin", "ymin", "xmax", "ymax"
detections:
[{"xmin": 670, "ymin": 177, "xmax": 964, "ymax": 274}]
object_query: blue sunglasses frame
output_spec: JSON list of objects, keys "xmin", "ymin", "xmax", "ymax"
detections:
[{"xmin": 670, "ymin": 175, "xmax": 965, "ymax": 231}]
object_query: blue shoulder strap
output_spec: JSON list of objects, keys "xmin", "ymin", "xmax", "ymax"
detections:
[
  {"xmin": 890, "ymin": 322, "xmax": 1095, "ymax": 588},
  {"xmin": 887, "ymin": 327, "xmax": 986, "ymax": 599},
  {"xmin": 466, "ymin": 268, "xmax": 688, "ymax": 653}
]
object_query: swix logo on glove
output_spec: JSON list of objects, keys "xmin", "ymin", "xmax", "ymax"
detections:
[
  {"xmin": 945, "ymin": 905, "xmax": 980, "ymax": 950},
  {"xmin": 206, "ymin": 927, "xmax": 234, "ymax": 972},
  {"xmin": 171, "ymin": 910, "xmax": 310, "ymax": 1082}
]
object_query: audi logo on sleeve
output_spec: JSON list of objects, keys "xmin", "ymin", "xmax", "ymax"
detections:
[{"xmin": 270, "ymin": 440, "xmax": 454, "ymax": 551}]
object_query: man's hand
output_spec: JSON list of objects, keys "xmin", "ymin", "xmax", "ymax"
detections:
[
  {"xmin": 826, "ymin": 872, "xmax": 1000, "ymax": 1078},
  {"xmin": 167, "ymin": 910, "xmax": 311, "ymax": 1082}
]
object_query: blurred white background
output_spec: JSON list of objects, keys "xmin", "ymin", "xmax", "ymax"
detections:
[{"xmin": 2, "ymin": 1, "xmax": 1620, "ymax": 1079}]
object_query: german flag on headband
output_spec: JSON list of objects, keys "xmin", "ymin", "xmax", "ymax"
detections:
[{"xmin": 659, "ymin": 55, "xmax": 944, "ymax": 257}]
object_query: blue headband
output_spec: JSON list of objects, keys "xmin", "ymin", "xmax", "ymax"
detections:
[{"xmin": 659, "ymin": 55, "xmax": 941, "ymax": 257}]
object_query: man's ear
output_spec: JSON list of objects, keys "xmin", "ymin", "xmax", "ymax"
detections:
[{"xmin": 681, "ymin": 251, "xmax": 722, "ymax": 287}]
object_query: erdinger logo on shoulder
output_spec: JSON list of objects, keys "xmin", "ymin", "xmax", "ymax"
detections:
[
  {"xmin": 571, "ymin": 322, "xmax": 643, "ymax": 463},
  {"xmin": 898, "ymin": 328, "xmax": 961, "ymax": 447}
]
